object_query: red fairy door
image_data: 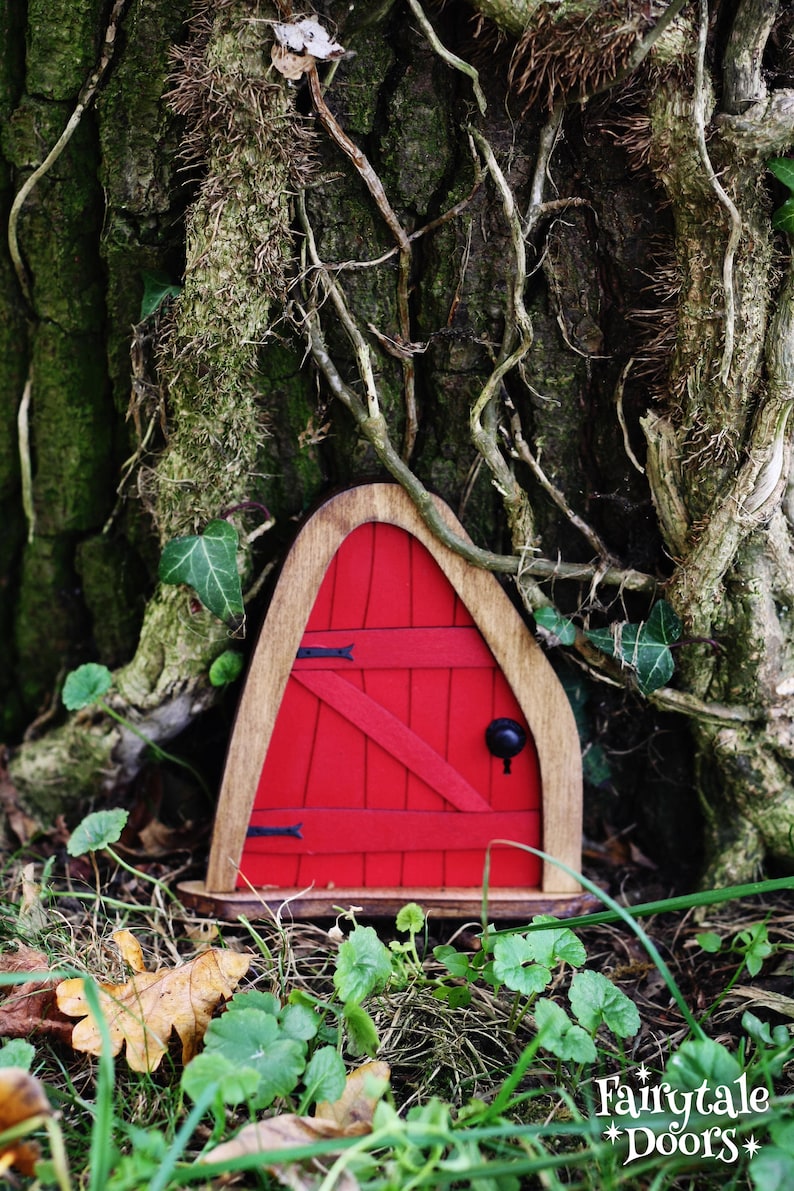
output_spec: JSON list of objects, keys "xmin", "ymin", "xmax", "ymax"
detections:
[{"xmin": 238, "ymin": 521, "xmax": 542, "ymax": 890}]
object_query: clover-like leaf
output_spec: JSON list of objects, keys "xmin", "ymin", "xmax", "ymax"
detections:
[
  {"xmin": 62, "ymin": 663, "xmax": 113, "ymax": 711},
  {"xmin": 67, "ymin": 808, "xmax": 129, "ymax": 857},
  {"xmin": 159, "ymin": 520, "xmax": 245, "ymax": 630},
  {"xmin": 534, "ymin": 998, "xmax": 597, "ymax": 1064},
  {"xmin": 524, "ymin": 917, "xmax": 587, "ymax": 969},
  {"xmin": 181, "ymin": 1051, "xmax": 260, "ymax": 1107},
  {"xmin": 396, "ymin": 902, "xmax": 425, "ymax": 934},
  {"xmin": 568, "ymin": 970, "xmax": 640, "ymax": 1038},
  {"xmin": 334, "ymin": 926, "xmax": 392, "ymax": 1004},
  {"xmin": 492, "ymin": 935, "xmax": 551, "ymax": 997},
  {"xmin": 203, "ymin": 1007, "xmax": 305, "ymax": 1108}
]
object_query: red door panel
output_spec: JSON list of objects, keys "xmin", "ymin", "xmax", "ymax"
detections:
[{"xmin": 239, "ymin": 523, "xmax": 542, "ymax": 889}]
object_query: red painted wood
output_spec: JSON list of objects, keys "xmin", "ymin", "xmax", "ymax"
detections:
[
  {"xmin": 245, "ymin": 809, "xmax": 541, "ymax": 854},
  {"xmin": 239, "ymin": 523, "xmax": 542, "ymax": 890}
]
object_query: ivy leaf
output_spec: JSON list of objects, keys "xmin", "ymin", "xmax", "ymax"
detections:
[
  {"xmin": 533, "ymin": 606, "xmax": 577, "ymax": 646},
  {"xmin": 334, "ymin": 926, "xmax": 392, "ymax": 1004},
  {"xmin": 159, "ymin": 520, "xmax": 245, "ymax": 631},
  {"xmin": 68, "ymin": 808, "xmax": 129, "ymax": 856},
  {"xmin": 492, "ymin": 936, "xmax": 551, "ymax": 997},
  {"xmin": 140, "ymin": 270, "xmax": 182, "ymax": 320},
  {"xmin": 772, "ymin": 198, "xmax": 794, "ymax": 234},
  {"xmin": 302, "ymin": 1046, "xmax": 347, "ymax": 1107},
  {"xmin": 768, "ymin": 158, "xmax": 794, "ymax": 193},
  {"xmin": 62, "ymin": 663, "xmax": 113, "ymax": 710},
  {"xmin": 585, "ymin": 600, "xmax": 681, "ymax": 695},
  {"xmin": 209, "ymin": 649, "xmax": 244, "ymax": 687},
  {"xmin": 534, "ymin": 998, "xmax": 597, "ymax": 1064},
  {"xmin": 568, "ymin": 970, "xmax": 640, "ymax": 1038}
]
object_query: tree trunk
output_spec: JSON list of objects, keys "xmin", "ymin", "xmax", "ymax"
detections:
[{"xmin": 3, "ymin": 0, "xmax": 794, "ymax": 885}]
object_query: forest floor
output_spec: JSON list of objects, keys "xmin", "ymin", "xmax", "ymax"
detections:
[{"xmin": 0, "ymin": 772, "xmax": 792, "ymax": 1188}]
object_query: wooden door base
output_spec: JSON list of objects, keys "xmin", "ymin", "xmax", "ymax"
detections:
[{"xmin": 177, "ymin": 879, "xmax": 601, "ymax": 920}]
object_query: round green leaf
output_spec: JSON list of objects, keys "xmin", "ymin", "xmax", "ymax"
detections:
[
  {"xmin": 67, "ymin": 808, "xmax": 129, "ymax": 857},
  {"xmin": 0, "ymin": 1040, "xmax": 35, "ymax": 1070},
  {"xmin": 534, "ymin": 998, "xmax": 597, "ymax": 1064},
  {"xmin": 665, "ymin": 1037, "xmax": 742, "ymax": 1091},
  {"xmin": 279, "ymin": 1002, "xmax": 320, "ymax": 1042},
  {"xmin": 524, "ymin": 919, "xmax": 587, "ymax": 968},
  {"xmin": 204, "ymin": 1008, "xmax": 305, "ymax": 1108},
  {"xmin": 209, "ymin": 649, "xmax": 245, "ymax": 687},
  {"xmin": 62, "ymin": 663, "xmax": 113, "ymax": 710},
  {"xmin": 396, "ymin": 902, "xmax": 425, "ymax": 934},
  {"xmin": 181, "ymin": 1051, "xmax": 260, "ymax": 1106},
  {"xmin": 334, "ymin": 926, "xmax": 392, "ymax": 1004}
]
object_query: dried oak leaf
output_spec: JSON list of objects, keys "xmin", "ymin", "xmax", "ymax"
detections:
[
  {"xmin": 0, "ymin": 1067, "xmax": 52, "ymax": 1177},
  {"xmin": 0, "ymin": 944, "xmax": 74, "ymax": 1044},
  {"xmin": 55, "ymin": 930, "xmax": 250, "ymax": 1072},
  {"xmin": 201, "ymin": 1061, "xmax": 390, "ymax": 1189}
]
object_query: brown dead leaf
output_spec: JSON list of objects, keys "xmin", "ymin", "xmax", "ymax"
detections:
[
  {"xmin": 0, "ymin": 1067, "xmax": 51, "ymax": 1176},
  {"xmin": 55, "ymin": 932, "xmax": 250, "ymax": 1071},
  {"xmin": 0, "ymin": 945, "xmax": 74, "ymax": 1044},
  {"xmin": 202, "ymin": 1062, "xmax": 390, "ymax": 1189},
  {"xmin": 316, "ymin": 1061, "xmax": 390, "ymax": 1132},
  {"xmin": 271, "ymin": 43, "xmax": 315, "ymax": 80}
]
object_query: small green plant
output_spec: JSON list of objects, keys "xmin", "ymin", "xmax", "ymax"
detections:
[
  {"xmin": 158, "ymin": 519, "xmax": 245, "ymax": 631},
  {"xmin": 62, "ymin": 663, "xmax": 210, "ymax": 800}
]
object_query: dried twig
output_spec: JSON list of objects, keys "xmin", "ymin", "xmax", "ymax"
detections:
[
  {"xmin": 407, "ymin": 0, "xmax": 487, "ymax": 116},
  {"xmin": 693, "ymin": 0, "xmax": 742, "ymax": 386},
  {"xmin": 307, "ymin": 64, "xmax": 417, "ymax": 460}
]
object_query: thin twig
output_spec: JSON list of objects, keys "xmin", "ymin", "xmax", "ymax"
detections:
[
  {"xmin": 693, "ymin": 0, "xmax": 742, "ymax": 385},
  {"xmin": 298, "ymin": 299, "xmax": 658, "ymax": 592},
  {"xmin": 17, "ymin": 369, "xmax": 34, "ymax": 543},
  {"xmin": 613, "ymin": 357, "xmax": 645, "ymax": 475},
  {"xmin": 308, "ymin": 63, "xmax": 417, "ymax": 459},
  {"xmin": 8, "ymin": 0, "xmax": 128, "ymax": 300},
  {"xmin": 297, "ymin": 192, "xmax": 380, "ymax": 419},
  {"xmin": 525, "ymin": 101, "xmax": 565, "ymax": 234},
  {"xmin": 406, "ymin": 0, "xmax": 487, "ymax": 115},
  {"xmin": 506, "ymin": 391, "xmax": 613, "ymax": 561}
]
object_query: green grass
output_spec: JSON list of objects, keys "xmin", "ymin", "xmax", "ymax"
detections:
[{"xmin": 0, "ymin": 838, "xmax": 792, "ymax": 1190}]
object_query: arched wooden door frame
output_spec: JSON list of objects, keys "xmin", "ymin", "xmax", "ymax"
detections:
[{"xmin": 181, "ymin": 485, "xmax": 585, "ymax": 918}]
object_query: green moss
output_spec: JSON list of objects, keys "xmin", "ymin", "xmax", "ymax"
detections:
[
  {"xmin": 75, "ymin": 534, "xmax": 148, "ymax": 667},
  {"xmin": 380, "ymin": 49, "xmax": 453, "ymax": 217},
  {"xmin": 25, "ymin": 0, "xmax": 104, "ymax": 100},
  {"xmin": 13, "ymin": 534, "xmax": 84, "ymax": 712},
  {"xmin": 31, "ymin": 324, "xmax": 111, "ymax": 534}
]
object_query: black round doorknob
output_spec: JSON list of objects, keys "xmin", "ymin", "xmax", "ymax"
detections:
[{"xmin": 485, "ymin": 718, "xmax": 527, "ymax": 774}]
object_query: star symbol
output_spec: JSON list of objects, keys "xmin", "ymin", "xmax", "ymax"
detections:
[
  {"xmin": 743, "ymin": 1136, "xmax": 762, "ymax": 1158},
  {"xmin": 636, "ymin": 1063, "xmax": 651, "ymax": 1084},
  {"xmin": 604, "ymin": 1122, "xmax": 622, "ymax": 1143}
]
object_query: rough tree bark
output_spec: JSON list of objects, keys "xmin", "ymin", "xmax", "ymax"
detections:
[{"xmin": 2, "ymin": 0, "xmax": 794, "ymax": 886}]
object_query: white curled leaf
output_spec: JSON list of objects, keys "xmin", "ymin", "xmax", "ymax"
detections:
[{"xmin": 272, "ymin": 18, "xmax": 344, "ymax": 61}]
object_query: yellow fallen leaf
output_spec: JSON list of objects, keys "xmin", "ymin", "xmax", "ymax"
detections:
[
  {"xmin": 0, "ymin": 1067, "xmax": 52, "ymax": 1176},
  {"xmin": 55, "ymin": 935, "xmax": 250, "ymax": 1072}
]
